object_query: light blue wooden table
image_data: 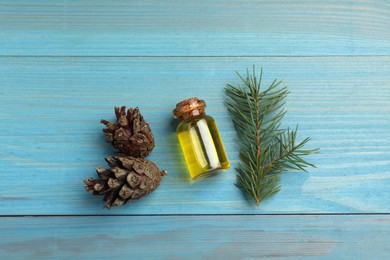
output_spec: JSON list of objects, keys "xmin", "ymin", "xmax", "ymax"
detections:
[{"xmin": 1, "ymin": 1, "xmax": 390, "ymax": 259}]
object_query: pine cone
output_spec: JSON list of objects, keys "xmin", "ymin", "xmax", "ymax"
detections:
[
  {"xmin": 101, "ymin": 106, "xmax": 155, "ymax": 158},
  {"xmin": 84, "ymin": 156, "xmax": 167, "ymax": 208}
]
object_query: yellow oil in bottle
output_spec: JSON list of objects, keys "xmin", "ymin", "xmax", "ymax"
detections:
[{"xmin": 176, "ymin": 115, "xmax": 230, "ymax": 179}]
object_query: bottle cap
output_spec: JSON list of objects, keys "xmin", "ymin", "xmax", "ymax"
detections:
[{"xmin": 173, "ymin": 97, "xmax": 206, "ymax": 121}]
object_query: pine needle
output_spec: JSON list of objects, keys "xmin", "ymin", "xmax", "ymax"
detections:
[{"xmin": 225, "ymin": 66, "xmax": 318, "ymax": 206}]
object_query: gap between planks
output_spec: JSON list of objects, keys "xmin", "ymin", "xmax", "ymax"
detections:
[
  {"xmin": 1, "ymin": 55, "xmax": 390, "ymax": 58},
  {"xmin": 1, "ymin": 213, "xmax": 390, "ymax": 217}
]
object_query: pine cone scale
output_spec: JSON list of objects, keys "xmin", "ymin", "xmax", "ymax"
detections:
[{"xmin": 119, "ymin": 184, "xmax": 134, "ymax": 199}]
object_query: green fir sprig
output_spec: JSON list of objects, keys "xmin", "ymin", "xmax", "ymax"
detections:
[{"xmin": 225, "ymin": 67, "xmax": 318, "ymax": 206}]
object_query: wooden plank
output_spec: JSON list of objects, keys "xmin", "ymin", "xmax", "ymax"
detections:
[
  {"xmin": 1, "ymin": 0, "xmax": 389, "ymax": 56},
  {"xmin": 0, "ymin": 215, "xmax": 389, "ymax": 259},
  {"xmin": 1, "ymin": 56, "xmax": 390, "ymax": 214}
]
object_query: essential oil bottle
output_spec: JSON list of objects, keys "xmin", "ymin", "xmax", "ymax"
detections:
[{"xmin": 173, "ymin": 97, "xmax": 230, "ymax": 179}]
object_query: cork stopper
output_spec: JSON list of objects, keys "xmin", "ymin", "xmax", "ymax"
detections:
[{"xmin": 173, "ymin": 97, "xmax": 206, "ymax": 121}]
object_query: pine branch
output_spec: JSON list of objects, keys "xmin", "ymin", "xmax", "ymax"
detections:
[{"xmin": 225, "ymin": 67, "xmax": 318, "ymax": 206}]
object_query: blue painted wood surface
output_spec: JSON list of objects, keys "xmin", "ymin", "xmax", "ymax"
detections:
[
  {"xmin": 0, "ymin": 0, "xmax": 389, "ymax": 258},
  {"xmin": 1, "ymin": 215, "xmax": 390, "ymax": 259},
  {"xmin": 1, "ymin": 57, "xmax": 390, "ymax": 215},
  {"xmin": 1, "ymin": 0, "xmax": 389, "ymax": 56}
]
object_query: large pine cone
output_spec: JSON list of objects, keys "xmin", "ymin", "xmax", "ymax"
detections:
[
  {"xmin": 84, "ymin": 156, "xmax": 167, "ymax": 208},
  {"xmin": 101, "ymin": 106, "xmax": 155, "ymax": 158}
]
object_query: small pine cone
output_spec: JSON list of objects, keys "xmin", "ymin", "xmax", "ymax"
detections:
[
  {"xmin": 84, "ymin": 156, "xmax": 167, "ymax": 208},
  {"xmin": 101, "ymin": 106, "xmax": 155, "ymax": 158}
]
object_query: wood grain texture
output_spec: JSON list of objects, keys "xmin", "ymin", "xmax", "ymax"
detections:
[
  {"xmin": 1, "ymin": 56, "xmax": 389, "ymax": 215},
  {"xmin": 1, "ymin": 0, "xmax": 389, "ymax": 56},
  {"xmin": 0, "ymin": 215, "xmax": 389, "ymax": 259},
  {"xmin": 1, "ymin": 0, "xmax": 390, "ymax": 257}
]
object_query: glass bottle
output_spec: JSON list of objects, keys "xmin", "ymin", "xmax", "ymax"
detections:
[{"xmin": 173, "ymin": 97, "xmax": 230, "ymax": 179}]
